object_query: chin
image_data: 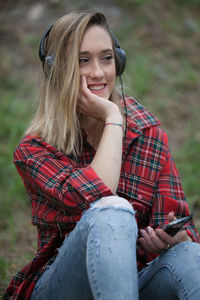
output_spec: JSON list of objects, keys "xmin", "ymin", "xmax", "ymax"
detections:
[
  {"xmin": 92, "ymin": 92, "xmax": 110, "ymax": 99},
  {"xmin": 102, "ymin": 90, "xmax": 112, "ymax": 99}
]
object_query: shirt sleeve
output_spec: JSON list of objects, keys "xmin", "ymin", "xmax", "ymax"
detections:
[
  {"xmin": 13, "ymin": 140, "xmax": 113, "ymax": 227},
  {"xmin": 144, "ymin": 131, "xmax": 200, "ymax": 265},
  {"xmin": 149, "ymin": 131, "xmax": 200, "ymax": 243}
]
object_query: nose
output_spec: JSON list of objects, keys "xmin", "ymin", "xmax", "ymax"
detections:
[{"xmin": 89, "ymin": 60, "xmax": 104, "ymax": 79}]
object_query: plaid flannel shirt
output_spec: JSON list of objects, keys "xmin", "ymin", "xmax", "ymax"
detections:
[{"xmin": 4, "ymin": 96, "xmax": 200, "ymax": 300}]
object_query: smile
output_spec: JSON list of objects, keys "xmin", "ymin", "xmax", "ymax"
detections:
[{"xmin": 88, "ymin": 84, "xmax": 106, "ymax": 91}]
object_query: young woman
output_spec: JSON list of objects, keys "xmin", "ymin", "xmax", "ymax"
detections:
[{"xmin": 4, "ymin": 10, "xmax": 200, "ymax": 300}]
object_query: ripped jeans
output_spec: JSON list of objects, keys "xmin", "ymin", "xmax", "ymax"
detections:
[{"xmin": 30, "ymin": 196, "xmax": 200, "ymax": 300}]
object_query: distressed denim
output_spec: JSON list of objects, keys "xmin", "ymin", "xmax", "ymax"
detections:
[
  {"xmin": 139, "ymin": 241, "xmax": 200, "ymax": 300},
  {"xmin": 31, "ymin": 200, "xmax": 139, "ymax": 300},
  {"xmin": 30, "ymin": 199, "xmax": 200, "ymax": 300}
]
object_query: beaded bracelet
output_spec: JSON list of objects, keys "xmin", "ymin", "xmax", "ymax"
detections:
[{"xmin": 104, "ymin": 122, "xmax": 123, "ymax": 128}]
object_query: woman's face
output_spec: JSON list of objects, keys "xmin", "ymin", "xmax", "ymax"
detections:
[{"xmin": 79, "ymin": 25, "xmax": 116, "ymax": 99}]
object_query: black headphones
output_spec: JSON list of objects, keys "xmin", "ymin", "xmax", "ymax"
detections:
[{"xmin": 39, "ymin": 25, "xmax": 126, "ymax": 76}]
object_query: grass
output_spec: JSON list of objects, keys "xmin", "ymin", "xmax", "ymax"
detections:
[
  {"xmin": 0, "ymin": 77, "xmax": 37, "ymax": 295},
  {"xmin": 0, "ymin": 0, "xmax": 200, "ymax": 297}
]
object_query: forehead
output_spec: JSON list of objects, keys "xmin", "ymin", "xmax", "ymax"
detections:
[{"xmin": 80, "ymin": 25, "xmax": 113, "ymax": 51}]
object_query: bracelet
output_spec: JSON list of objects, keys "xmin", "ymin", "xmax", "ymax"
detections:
[{"xmin": 104, "ymin": 122, "xmax": 123, "ymax": 128}]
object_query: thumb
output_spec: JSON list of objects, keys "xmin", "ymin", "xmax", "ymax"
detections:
[{"xmin": 168, "ymin": 211, "xmax": 176, "ymax": 222}]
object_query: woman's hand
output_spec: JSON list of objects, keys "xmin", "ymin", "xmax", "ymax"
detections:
[
  {"xmin": 138, "ymin": 212, "xmax": 191, "ymax": 254},
  {"xmin": 77, "ymin": 76, "xmax": 122, "ymax": 123}
]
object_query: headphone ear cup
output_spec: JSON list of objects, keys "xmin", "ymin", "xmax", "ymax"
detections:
[
  {"xmin": 42, "ymin": 55, "xmax": 54, "ymax": 77},
  {"xmin": 115, "ymin": 47, "xmax": 126, "ymax": 76},
  {"xmin": 45, "ymin": 55, "xmax": 54, "ymax": 68},
  {"xmin": 39, "ymin": 25, "xmax": 54, "ymax": 76}
]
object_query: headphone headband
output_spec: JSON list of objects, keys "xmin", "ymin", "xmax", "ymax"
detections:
[{"xmin": 39, "ymin": 24, "xmax": 126, "ymax": 76}]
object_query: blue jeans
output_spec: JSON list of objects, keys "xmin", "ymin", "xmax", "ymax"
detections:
[{"xmin": 30, "ymin": 197, "xmax": 200, "ymax": 300}]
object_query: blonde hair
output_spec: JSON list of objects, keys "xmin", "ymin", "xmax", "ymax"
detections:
[{"xmin": 26, "ymin": 10, "xmax": 122, "ymax": 156}]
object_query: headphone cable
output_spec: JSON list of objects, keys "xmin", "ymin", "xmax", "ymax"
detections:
[{"xmin": 119, "ymin": 75, "xmax": 127, "ymax": 197}]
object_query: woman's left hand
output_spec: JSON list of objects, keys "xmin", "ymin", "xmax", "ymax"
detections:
[{"xmin": 138, "ymin": 212, "xmax": 191, "ymax": 254}]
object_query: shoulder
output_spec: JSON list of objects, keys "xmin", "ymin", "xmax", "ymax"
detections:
[
  {"xmin": 122, "ymin": 96, "xmax": 170, "ymax": 150},
  {"xmin": 122, "ymin": 95, "xmax": 161, "ymax": 130}
]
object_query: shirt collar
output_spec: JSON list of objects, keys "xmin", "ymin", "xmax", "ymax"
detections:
[{"xmin": 122, "ymin": 96, "xmax": 161, "ymax": 146}]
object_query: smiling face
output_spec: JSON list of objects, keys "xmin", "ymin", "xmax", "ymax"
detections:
[{"xmin": 79, "ymin": 25, "xmax": 116, "ymax": 99}]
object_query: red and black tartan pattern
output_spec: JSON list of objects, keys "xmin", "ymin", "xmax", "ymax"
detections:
[{"xmin": 3, "ymin": 96, "xmax": 200, "ymax": 300}]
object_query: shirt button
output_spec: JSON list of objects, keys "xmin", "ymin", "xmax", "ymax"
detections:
[{"xmin": 138, "ymin": 194, "xmax": 143, "ymax": 200}]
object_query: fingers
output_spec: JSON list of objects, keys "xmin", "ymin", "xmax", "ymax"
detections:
[
  {"xmin": 155, "ymin": 227, "xmax": 189, "ymax": 247},
  {"xmin": 79, "ymin": 75, "xmax": 90, "ymax": 100},
  {"xmin": 79, "ymin": 75, "xmax": 100, "ymax": 106},
  {"xmin": 168, "ymin": 211, "xmax": 176, "ymax": 222},
  {"xmin": 138, "ymin": 215, "xmax": 191, "ymax": 255},
  {"xmin": 78, "ymin": 75, "xmax": 93, "ymax": 115},
  {"xmin": 139, "ymin": 226, "xmax": 168, "ymax": 253},
  {"xmin": 80, "ymin": 75, "xmax": 89, "ymax": 94},
  {"xmin": 81, "ymin": 74, "xmax": 87, "ymax": 88},
  {"xmin": 78, "ymin": 75, "xmax": 122, "ymax": 121}
]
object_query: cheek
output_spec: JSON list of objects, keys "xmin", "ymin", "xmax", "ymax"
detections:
[
  {"xmin": 108, "ymin": 70, "xmax": 116, "ymax": 89},
  {"xmin": 79, "ymin": 64, "xmax": 89, "ymax": 77},
  {"xmin": 79, "ymin": 68, "xmax": 85, "ymax": 77},
  {"xmin": 111, "ymin": 64, "xmax": 116, "ymax": 81}
]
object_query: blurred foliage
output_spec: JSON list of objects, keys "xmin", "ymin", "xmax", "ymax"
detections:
[
  {"xmin": 175, "ymin": 0, "xmax": 200, "ymax": 5},
  {"xmin": 116, "ymin": 0, "xmax": 200, "ymax": 8}
]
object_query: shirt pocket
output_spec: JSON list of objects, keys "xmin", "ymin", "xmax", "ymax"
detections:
[{"xmin": 118, "ymin": 173, "xmax": 156, "ymax": 227}]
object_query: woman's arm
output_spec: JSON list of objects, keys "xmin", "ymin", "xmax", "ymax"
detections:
[
  {"xmin": 78, "ymin": 76, "xmax": 123, "ymax": 194},
  {"xmin": 13, "ymin": 78, "xmax": 124, "ymax": 226},
  {"xmin": 13, "ymin": 77, "xmax": 124, "ymax": 227},
  {"xmin": 14, "ymin": 141, "xmax": 113, "ymax": 227},
  {"xmin": 91, "ymin": 123, "xmax": 123, "ymax": 194}
]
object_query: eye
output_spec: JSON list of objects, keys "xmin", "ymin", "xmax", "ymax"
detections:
[
  {"xmin": 79, "ymin": 57, "xmax": 89, "ymax": 64},
  {"xmin": 103, "ymin": 55, "xmax": 114, "ymax": 61}
]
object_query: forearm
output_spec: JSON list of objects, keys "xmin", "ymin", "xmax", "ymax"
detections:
[
  {"xmin": 91, "ymin": 116, "xmax": 123, "ymax": 194},
  {"xmin": 79, "ymin": 77, "xmax": 124, "ymax": 194}
]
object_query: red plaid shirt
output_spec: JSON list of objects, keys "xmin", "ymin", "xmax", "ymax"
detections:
[{"xmin": 4, "ymin": 96, "xmax": 200, "ymax": 300}]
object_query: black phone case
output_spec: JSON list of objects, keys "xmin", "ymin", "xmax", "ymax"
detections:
[{"xmin": 164, "ymin": 215, "xmax": 192, "ymax": 236}]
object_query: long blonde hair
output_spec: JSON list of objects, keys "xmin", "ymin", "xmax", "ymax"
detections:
[{"xmin": 26, "ymin": 10, "xmax": 122, "ymax": 156}]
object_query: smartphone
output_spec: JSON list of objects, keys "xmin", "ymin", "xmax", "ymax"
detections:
[{"xmin": 163, "ymin": 215, "xmax": 193, "ymax": 236}]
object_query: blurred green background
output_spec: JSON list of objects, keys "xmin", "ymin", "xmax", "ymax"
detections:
[{"xmin": 0, "ymin": 0, "xmax": 200, "ymax": 296}]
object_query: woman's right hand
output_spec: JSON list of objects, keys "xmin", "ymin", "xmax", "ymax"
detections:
[{"xmin": 77, "ymin": 76, "xmax": 122, "ymax": 123}]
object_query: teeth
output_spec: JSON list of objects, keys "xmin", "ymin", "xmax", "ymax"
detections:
[{"xmin": 89, "ymin": 85, "xmax": 105, "ymax": 91}]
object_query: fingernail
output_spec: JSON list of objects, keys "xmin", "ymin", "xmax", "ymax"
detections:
[
  {"xmin": 147, "ymin": 226, "xmax": 152, "ymax": 233},
  {"xmin": 140, "ymin": 229, "xmax": 145, "ymax": 237},
  {"xmin": 156, "ymin": 229, "xmax": 162, "ymax": 235}
]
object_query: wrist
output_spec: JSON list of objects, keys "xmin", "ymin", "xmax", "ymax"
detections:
[
  {"xmin": 104, "ymin": 122, "xmax": 123, "ymax": 130},
  {"xmin": 104, "ymin": 103, "xmax": 123, "ymax": 123},
  {"xmin": 105, "ymin": 113, "xmax": 123, "ymax": 124}
]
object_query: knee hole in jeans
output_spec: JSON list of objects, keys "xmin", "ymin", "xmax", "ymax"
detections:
[{"xmin": 91, "ymin": 196, "xmax": 133, "ymax": 210}]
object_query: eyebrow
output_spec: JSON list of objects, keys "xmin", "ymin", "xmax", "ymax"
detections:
[{"xmin": 79, "ymin": 48, "xmax": 114, "ymax": 55}]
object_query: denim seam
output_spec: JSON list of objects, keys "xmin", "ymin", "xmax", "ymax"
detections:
[
  {"xmin": 86, "ymin": 219, "xmax": 103, "ymax": 299},
  {"xmin": 160, "ymin": 263, "xmax": 189, "ymax": 300},
  {"xmin": 88, "ymin": 246, "xmax": 102, "ymax": 299},
  {"xmin": 140, "ymin": 263, "xmax": 189, "ymax": 300}
]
